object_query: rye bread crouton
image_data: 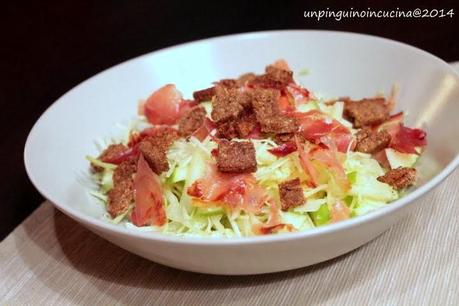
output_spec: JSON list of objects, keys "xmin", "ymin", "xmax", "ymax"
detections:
[
  {"xmin": 251, "ymin": 88, "xmax": 280, "ymax": 120},
  {"xmin": 217, "ymin": 79, "xmax": 238, "ymax": 88},
  {"xmin": 211, "ymin": 87, "xmax": 246, "ymax": 123},
  {"xmin": 107, "ymin": 179, "xmax": 134, "ymax": 218},
  {"xmin": 138, "ymin": 140, "xmax": 169, "ymax": 175},
  {"xmin": 193, "ymin": 87, "xmax": 215, "ymax": 103},
  {"xmin": 216, "ymin": 120, "xmax": 239, "ymax": 139},
  {"xmin": 235, "ymin": 90, "xmax": 253, "ymax": 109},
  {"xmin": 265, "ymin": 65, "xmax": 294, "ymax": 84},
  {"xmin": 147, "ymin": 127, "xmax": 180, "ymax": 152},
  {"xmin": 260, "ymin": 116, "xmax": 298, "ymax": 134},
  {"xmin": 193, "ymin": 79, "xmax": 240, "ymax": 103},
  {"xmin": 112, "ymin": 158, "xmax": 137, "ymax": 186},
  {"xmin": 279, "ymin": 178, "xmax": 305, "ymax": 210},
  {"xmin": 251, "ymin": 88, "xmax": 298, "ymax": 134},
  {"xmin": 344, "ymin": 98, "xmax": 390, "ymax": 127},
  {"xmin": 108, "ymin": 158, "xmax": 137, "ymax": 218},
  {"xmin": 249, "ymin": 65, "xmax": 294, "ymax": 90},
  {"xmin": 235, "ymin": 112, "xmax": 258, "ymax": 137},
  {"xmin": 237, "ymin": 73, "xmax": 256, "ymax": 86},
  {"xmin": 137, "ymin": 129, "xmax": 179, "ymax": 175},
  {"xmin": 178, "ymin": 106, "xmax": 206, "ymax": 137},
  {"xmin": 216, "ymin": 111, "xmax": 258, "ymax": 139},
  {"xmin": 377, "ymin": 167, "xmax": 416, "ymax": 189},
  {"xmin": 216, "ymin": 140, "xmax": 257, "ymax": 173},
  {"xmin": 355, "ymin": 128, "xmax": 391, "ymax": 154}
]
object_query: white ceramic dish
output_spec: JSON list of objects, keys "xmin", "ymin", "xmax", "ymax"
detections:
[{"xmin": 24, "ymin": 30, "xmax": 459, "ymax": 275}]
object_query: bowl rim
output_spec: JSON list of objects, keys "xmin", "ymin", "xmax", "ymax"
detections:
[{"xmin": 24, "ymin": 29, "xmax": 459, "ymax": 246}]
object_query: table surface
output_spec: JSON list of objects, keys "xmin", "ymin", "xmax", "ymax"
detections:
[
  {"xmin": 1, "ymin": 0, "xmax": 458, "ymax": 240},
  {"xmin": 1, "ymin": 167, "xmax": 457, "ymax": 305}
]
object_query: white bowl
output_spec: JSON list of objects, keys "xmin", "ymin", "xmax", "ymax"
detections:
[{"xmin": 24, "ymin": 30, "xmax": 459, "ymax": 275}]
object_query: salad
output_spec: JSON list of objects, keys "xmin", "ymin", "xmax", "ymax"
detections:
[{"xmin": 87, "ymin": 60, "xmax": 427, "ymax": 237}]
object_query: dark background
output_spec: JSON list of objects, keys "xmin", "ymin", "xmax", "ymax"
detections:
[{"xmin": 1, "ymin": 0, "xmax": 457, "ymax": 240}]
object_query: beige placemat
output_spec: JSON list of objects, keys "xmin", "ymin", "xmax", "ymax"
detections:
[
  {"xmin": 1, "ymin": 64, "xmax": 458, "ymax": 306},
  {"xmin": 0, "ymin": 171, "xmax": 457, "ymax": 306}
]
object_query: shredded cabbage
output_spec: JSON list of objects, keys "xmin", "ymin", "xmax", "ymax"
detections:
[
  {"xmin": 345, "ymin": 151, "xmax": 398, "ymax": 216},
  {"xmin": 385, "ymin": 148, "xmax": 419, "ymax": 169},
  {"xmin": 87, "ymin": 81, "xmax": 417, "ymax": 237}
]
